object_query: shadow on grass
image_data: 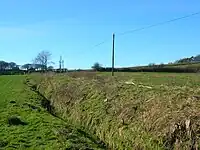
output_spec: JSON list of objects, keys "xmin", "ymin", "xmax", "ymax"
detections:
[
  {"xmin": 8, "ymin": 116, "xmax": 28, "ymax": 126},
  {"xmin": 58, "ymin": 127, "xmax": 107, "ymax": 149}
]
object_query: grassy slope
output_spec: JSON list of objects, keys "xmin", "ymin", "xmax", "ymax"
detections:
[
  {"xmin": 35, "ymin": 72, "xmax": 200, "ymax": 149},
  {"xmin": 169, "ymin": 63, "xmax": 200, "ymax": 69},
  {"xmin": 0, "ymin": 75, "xmax": 105, "ymax": 150},
  {"xmin": 131, "ymin": 62, "xmax": 200, "ymax": 69}
]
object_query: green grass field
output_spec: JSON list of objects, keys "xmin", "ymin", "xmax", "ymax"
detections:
[
  {"xmin": 34, "ymin": 72, "xmax": 200, "ymax": 149},
  {"xmin": 0, "ymin": 75, "xmax": 105, "ymax": 149}
]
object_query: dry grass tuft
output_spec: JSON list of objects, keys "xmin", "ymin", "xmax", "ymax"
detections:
[{"xmin": 34, "ymin": 72, "xmax": 200, "ymax": 149}]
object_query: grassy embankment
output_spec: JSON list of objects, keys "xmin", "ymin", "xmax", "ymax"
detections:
[
  {"xmin": 33, "ymin": 72, "xmax": 200, "ymax": 149},
  {"xmin": 0, "ymin": 75, "xmax": 106, "ymax": 149}
]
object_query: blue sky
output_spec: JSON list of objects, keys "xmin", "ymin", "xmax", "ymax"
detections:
[{"xmin": 0, "ymin": 0, "xmax": 200, "ymax": 69}]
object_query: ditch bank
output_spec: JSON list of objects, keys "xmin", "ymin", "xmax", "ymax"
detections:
[
  {"xmin": 33, "ymin": 74, "xmax": 200, "ymax": 150},
  {"xmin": 25, "ymin": 77, "xmax": 107, "ymax": 150}
]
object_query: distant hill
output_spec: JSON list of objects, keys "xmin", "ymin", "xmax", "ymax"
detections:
[
  {"xmin": 121, "ymin": 54, "xmax": 200, "ymax": 73},
  {"xmin": 94, "ymin": 54, "xmax": 200, "ymax": 73}
]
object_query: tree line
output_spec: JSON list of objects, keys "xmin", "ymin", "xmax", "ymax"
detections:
[
  {"xmin": 1, "ymin": 52, "xmax": 200, "ymax": 75},
  {"xmin": 91, "ymin": 54, "xmax": 200, "ymax": 73},
  {"xmin": 0, "ymin": 51, "xmax": 54, "ymax": 71},
  {"xmin": 175, "ymin": 54, "xmax": 200, "ymax": 63},
  {"xmin": 0, "ymin": 61, "xmax": 19, "ymax": 70},
  {"xmin": 0, "ymin": 51, "xmax": 56, "ymax": 75}
]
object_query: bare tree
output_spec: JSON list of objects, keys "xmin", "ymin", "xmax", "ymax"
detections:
[{"xmin": 34, "ymin": 51, "xmax": 52, "ymax": 70}]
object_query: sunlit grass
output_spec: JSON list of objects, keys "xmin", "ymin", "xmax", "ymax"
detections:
[
  {"xmin": 0, "ymin": 75, "xmax": 105, "ymax": 149},
  {"xmin": 35, "ymin": 72, "xmax": 200, "ymax": 149}
]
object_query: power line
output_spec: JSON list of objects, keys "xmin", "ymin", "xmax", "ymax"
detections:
[
  {"xmin": 93, "ymin": 40, "xmax": 108, "ymax": 48},
  {"xmin": 118, "ymin": 11, "xmax": 200, "ymax": 36},
  {"xmin": 90, "ymin": 11, "xmax": 200, "ymax": 50},
  {"xmin": 89, "ymin": 38, "xmax": 111, "ymax": 51}
]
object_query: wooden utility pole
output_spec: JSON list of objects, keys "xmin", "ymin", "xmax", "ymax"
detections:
[
  {"xmin": 59, "ymin": 56, "xmax": 62, "ymax": 73},
  {"xmin": 112, "ymin": 33, "xmax": 115, "ymax": 76}
]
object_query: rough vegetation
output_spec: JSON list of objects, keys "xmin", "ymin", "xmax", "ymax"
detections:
[
  {"xmin": 0, "ymin": 75, "xmax": 106, "ymax": 149},
  {"xmin": 33, "ymin": 72, "xmax": 200, "ymax": 149},
  {"xmin": 1, "ymin": 72, "xmax": 200, "ymax": 149}
]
